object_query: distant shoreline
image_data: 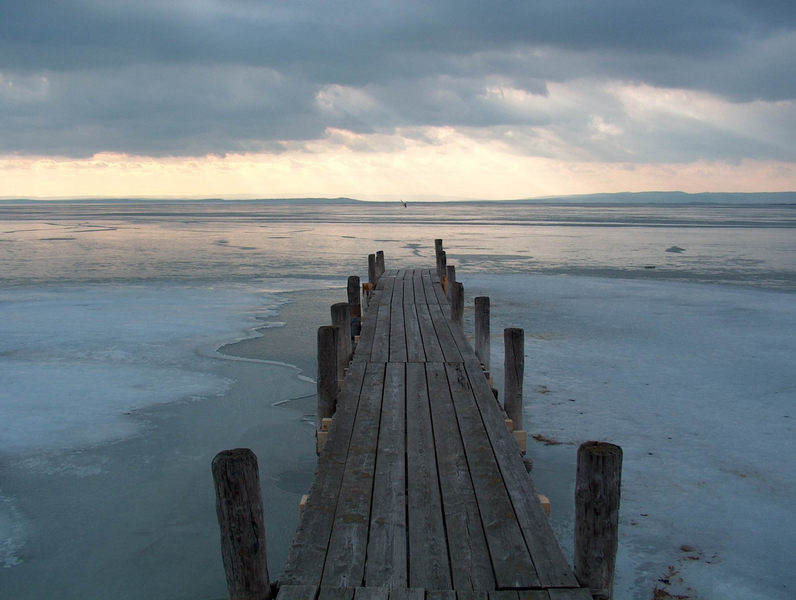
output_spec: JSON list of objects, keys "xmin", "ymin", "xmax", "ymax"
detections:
[{"xmin": 1, "ymin": 191, "xmax": 794, "ymax": 205}]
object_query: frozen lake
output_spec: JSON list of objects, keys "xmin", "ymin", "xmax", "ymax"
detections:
[{"xmin": 1, "ymin": 200, "xmax": 794, "ymax": 599}]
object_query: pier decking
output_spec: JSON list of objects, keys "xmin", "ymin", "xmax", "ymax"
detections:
[{"xmin": 277, "ymin": 267, "xmax": 591, "ymax": 600}]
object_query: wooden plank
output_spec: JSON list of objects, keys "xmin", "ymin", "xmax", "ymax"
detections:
[
  {"xmin": 412, "ymin": 270, "xmax": 426, "ymax": 305},
  {"xmin": 403, "ymin": 303, "xmax": 425, "ymax": 362},
  {"xmin": 390, "ymin": 589, "xmax": 425, "ymax": 600},
  {"xmin": 282, "ymin": 362, "xmax": 368, "ymax": 585},
  {"xmin": 426, "ymin": 591, "xmax": 456, "ymax": 600},
  {"xmin": 378, "ymin": 276, "xmax": 395, "ymax": 306},
  {"xmin": 425, "ymin": 362, "xmax": 495, "ymax": 591},
  {"xmin": 365, "ymin": 363, "xmax": 408, "ymax": 588},
  {"xmin": 317, "ymin": 588, "xmax": 355, "ymax": 600},
  {"xmin": 371, "ymin": 304, "xmax": 391, "ymax": 362},
  {"xmin": 278, "ymin": 585, "xmax": 320, "ymax": 600},
  {"xmin": 354, "ymin": 302, "xmax": 378, "ymax": 363},
  {"xmin": 461, "ymin": 358, "xmax": 578, "ymax": 588},
  {"xmin": 457, "ymin": 592, "xmax": 488, "ymax": 600},
  {"xmin": 355, "ymin": 587, "xmax": 390, "ymax": 600},
  {"xmin": 547, "ymin": 590, "xmax": 593, "ymax": 600},
  {"xmin": 487, "ymin": 592, "xmax": 518, "ymax": 600},
  {"xmin": 406, "ymin": 362, "xmax": 452, "ymax": 590},
  {"xmin": 516, "ymin": 591, "xmax": 550, "ymax": 600},
  {"xmin": 414, "ymin": 301, "xmax": 444, "ymax": 363},
  {"xmin": 389, "ymin": 289, "xmax": 408, "ymax": 362},
  {"xmin": 321, "ymin": 362, "xmax": 386, "ymax": 587},
  {"xmin": 444, "ymin": 362, "xmax": 541, "ymax": 589},
  {"xmin": 425, "ymin": 299, "xmax": 463, "ymax": 362},
  {"xmin": 402, "ymin": 272, "xmax": 415, "ymax": 304}
]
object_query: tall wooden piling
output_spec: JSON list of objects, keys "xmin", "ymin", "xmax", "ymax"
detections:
[
  {"xmin": 574, "ymin": 441, "xmax": 623, "ymax": 600},
  {"xmin": 474, "ymin": 296, "xmax": 490, "ymax": 371},
  {"xmin": 211, "ymin": 448, "xmax": 271, "ymax": 600},
  {"xmin": 330, "ymin": 303, "xmax": 352, "ymax": 383},
  {"xmin": 368, "ymin": 254, "xmax": 377, "ymax": 284},
  {"xmin": 317, "ymin": 325, "xmax": 339, "ymax": 420},
  {"xmin": 376, "ymin": 250, "xmax": 385, "ymax": 278},
  {"xmin": 503, "ymin": 328, "xmax": 524, "ymax": 428},
  {"xmin": 446, "ymin": 265, "xmax": 456, "ymax": 300},
  {"xmin": 450, "ymin": 281, "xmax": 464, "ymax": 326},
  {"xmin": 347, "ymin": 276, "xmax": 362, "ymax": 318}
]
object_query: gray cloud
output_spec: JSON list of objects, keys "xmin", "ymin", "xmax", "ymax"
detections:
[{"xmin": 1, "ymin": 0, "xmax": 794, "ymax": 159}]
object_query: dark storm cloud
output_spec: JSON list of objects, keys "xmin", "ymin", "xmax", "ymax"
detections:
[{"xmin": 1, "ymin": 0, "xmax": 794, "ymax": 157}]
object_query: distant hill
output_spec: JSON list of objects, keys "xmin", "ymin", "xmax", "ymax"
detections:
[{"xmin": 509, "ymin": 191, "xmax": 796, "ymax": 204}]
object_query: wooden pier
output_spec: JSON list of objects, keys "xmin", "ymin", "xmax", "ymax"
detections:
[{"xmin": 213, "ymin": 243, "xmax": 621, "ymax": 600}]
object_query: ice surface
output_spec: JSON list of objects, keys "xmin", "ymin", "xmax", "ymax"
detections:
[{"xmin": 466, "ymin": 274, "xmax": 795, "ymax": 600}]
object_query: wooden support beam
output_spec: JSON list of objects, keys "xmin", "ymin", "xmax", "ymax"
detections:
[
  {"xmin": 331, "ymin": 303, "xmax": 352, "ymax": 381},
  {"xmin": 450, "ymin": 282, "xmax": 464, "ymax": 326},
  {"xmin": 347, "ymin": 275, "xmax": 362, "ymax": 318},
  {"xmin": 368, "ymin": 254, "xmax": 377, "ymax": 284},
  {"xmin": 211, "ymin": 448, "xmax": 271, "ymax": 600},
  {"xmin": 575, "ymin": 441, "xmax": 623, "ymax": 600},
  {"xmin": 376, "ymin": 250, "xmax": 385, "ymax": 278}
]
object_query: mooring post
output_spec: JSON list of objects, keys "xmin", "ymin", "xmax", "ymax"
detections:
[
  {"xmin": 211, "ymin": 448, "xmax": 271, "ymax": 600},
  {"xmin": 376, "ymin": 250, "xmax": 385, "ymax": 278},
  {"xmin": 435, "ymin": 238, "xmax": 444, "ymax": 278},
  {"xmin": 368, "ymin": 253, "xmax": 377, "ymax": 284},
  {"xmin": 504, "ymin": 327, "xmax": 524, "ymax": 428},
  {"xmin": 347, "ymin": 275, "xmax": 362, "ymax": 337},
  {"xmin": 574, "ymin": 441, "xmax": 623, "ymax": 600},
  {"xmin": 317, "ymin": 325, "xmax": 339, "ymax": 421},
  {"xmin": 474, "ymin": 296, "xmax": 490, "ymax": 372},
  {"xmin": 440, "ymin": 251, "xmax": 448, "ymax": 291},
  {"xmin": 331, "ymin": 303, "xmax": 352, "ymax": 382},
  {"xmin": 450, "ymin": 281, "xmax": 464, "ymax": 326},
  {"xmin": 446, "ymin": 264, "xmax": 456, "ymax": 300}
]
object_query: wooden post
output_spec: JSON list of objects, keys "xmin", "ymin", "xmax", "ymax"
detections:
[
  {"xmin": 211, "ymin": 448, "xmax": 271, "ymax": 600},
  {"xmin": 503, "ymin": 328, "xmax": 524, "ymax": 428},
  {"xmin": 368, "ymin": 253, "xmax": 377, "ymax": 284},
  {"xmin": 440, "ymin": 251, "xmax": 447, "ymax": 286},
  {"xmin": 330, "ymin": 303, "xmax": 351, "ymax": 383},
  {"xmin": 474, "ymin": 296, "xmax": 490, "ymax": 371},
  {"xmin": 376, "ymin": 250, "xmax": 385, "ymax": 278},
  {"xmin": 450, "ymin": 281, "xmax": 464, "ymax": 326},
  {"xmin": 347, "ymin": 276, "xmax": 362, "ymax": 318},
  {"xmin": 575, "ymin": 441, "xmax": 623, "ymax": 600},
  {"xmin": 317, "ymin": 325, "xmax": 339, "ymax": 421},
  {"xmin": 434, "ymin": 238, "xmax": 444, "ymax": 277},
  {"xmin": 446, "ymin": 265, "xmax": 456, "ymax": 300}
]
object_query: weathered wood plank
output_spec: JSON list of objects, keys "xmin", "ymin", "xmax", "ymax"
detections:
[
  {"xmin": 414, "ymin": 301, "xmax": 444, "ymax": 363},
  {"xmin": 282, "ymin": 362, "xmax": 368, "ymax": 585},
  {"xmin": 365, "ymin": 362, "xmax": 408, "ymax": 588},
  {"xmin": 487, "ymin": 592, "xmax": 518, "ymax": 600},
  {"xmin": 389, "ymin": 289, "xmax": 408, "ymax": 362},
  {"xmin": 444, "ymin": 362, "xmax": 541, "ymax": 589},
  {"xmin": 425, "ymin": 299, "xmax": 463, "ymax": 362},
  {"xmin": 317, "ymin": 587, "xmax": 355, "ymax": 600},
  {"xmin": 403, "ymin": 303, "xmax": 425, "ymax": 362},
  {"xmin": 425, "ymin": 362, "xmax": 495, "ymax": 591},
  {"xmin": 457, "ymin": 592, "xmax": 488, "ymax": 600},
  {"xmin": 426, "ymin": 591, "xmax": 456, "ymax": 600},
  {"xmin": 278, "ymin": 585, "xmax": 320, "ymax": 600},
  {"xmin": 462, "ymin": 357, "xmax": 578, "ymax": 588},
  {"xmin": 371, "ymin": 304, "xmax": 391, "ymax": 362},
  {"xmin": 406, "ymin": 362, "xmax": 452, "ymax": 590},
  {"xmin": 390, "ymin": 589, "xmax": 425, "ymax": 600},
  {"xmin": 402, "ymin": 271, "xmax": 415, "ymax": 304},
  {"xmin": 547, "ymin": 590, "xmax": 593, "ymax": 600},
  {"xmin": 412, "ymin": 270, "xmax": 426, "ymax": 305},
  {"xmin": 321, "ymin": 362, "xmax": 386, "ymax": 587},
  {"xmin": 354, "ymin": 303, "xmax": 377, "ymax": 363},
  {"xmin": 516, "ymin": 592, "xmax": 549, "ymax": 600},
  {"xmin": 354, "ymin": 587, "xmax": 390, "ymax": 600}
]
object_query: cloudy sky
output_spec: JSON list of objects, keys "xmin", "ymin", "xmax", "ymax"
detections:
[{"xmin": 1, "ymin": 0, "xmax": 794, "ymax": 199}]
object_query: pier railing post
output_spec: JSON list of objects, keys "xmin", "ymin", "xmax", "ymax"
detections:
[
  {"xmin": 446, "ymin": 265, "xmax": 456, "ymax": 300},
  {"xmin": 574, "ymin": 441, "xmax": 623, "ymax": 600},
  {"xmin": 376, "ymin": 250, "xmax": 385, "ymax": 278},
  {"xmin": 347, "ymin": 275, "xmax": 362, "ymax": 337},
  {"xmin": 475, "ymin": 296, "xmax": 490, "ymax": 372},
  {"xmin": 504, "ymin": 328, "xmax": 524, "ymax": 428},
  {"xmin": 331, "ymin": 303, "xmax": 352, "ymax": 382},
  {"xmin": 368, "ymin": 253, "xmax": 377, "ymax": 284},
  {"xmin": 435, "ymin": 238, "xmax": 444, "ymax": 277},
  {"xmin": 317, "ymin": 325, "xmax": 339, "ymax": 421},
  {"xmin": 211, "ymin": 448, "xmax": 271, "ymax": 600},
  {"xmin": 440, "ymin": 251, "xmax": 448, "ymax": 291},
  {"xmin": 450, "ymin": 281, "xmax": 464, "ymax": 326}
]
